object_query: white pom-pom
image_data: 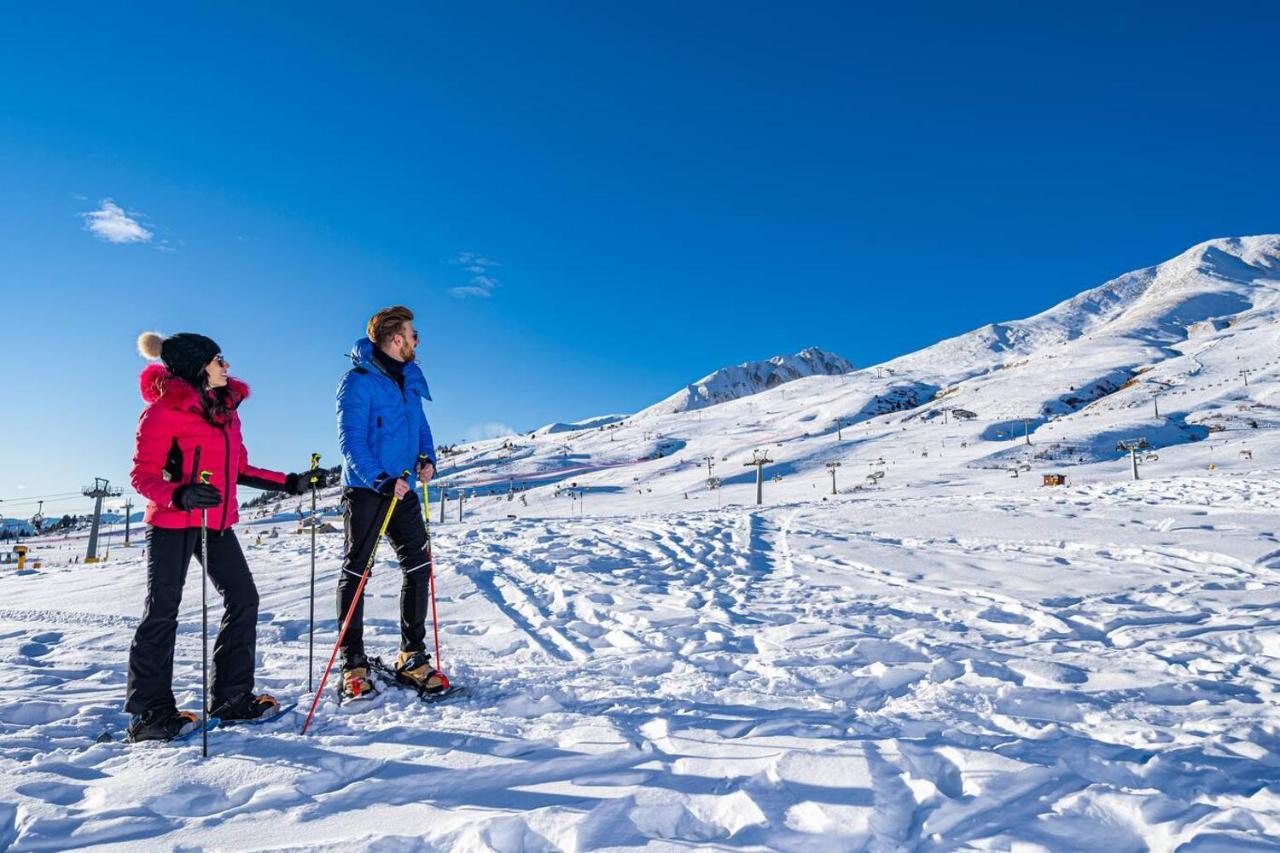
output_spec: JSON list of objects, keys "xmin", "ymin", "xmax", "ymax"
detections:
[{"xmin": 137, "ymin": 331, "xmax": 164, "ymax": 360}]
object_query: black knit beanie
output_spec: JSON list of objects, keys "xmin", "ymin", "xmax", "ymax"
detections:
[{"xmin": 137, "ymin": 331, "xmax": 221, "ymax": 386}]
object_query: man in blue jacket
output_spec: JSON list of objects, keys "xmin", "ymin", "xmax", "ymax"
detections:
[{"xmin": 335, "ymin": 305, "xmax": 443, "ymax": 702}]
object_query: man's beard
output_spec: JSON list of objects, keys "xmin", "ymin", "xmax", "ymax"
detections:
[{"xmin": 400, "ymin": 342, "xmax": 416, "ymax": 362}]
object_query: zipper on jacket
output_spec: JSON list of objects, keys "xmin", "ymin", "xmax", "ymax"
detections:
[
  {"xmin": 365, "ymin": 355, "xmax": 418, "ymax": 479},
  {"xmin": 366, "ymin": 355, "xmax": 409, "ymax": 401},
  {"xmin": 220, "ymin": 426, "xmax": 231, "ymax": 529}
]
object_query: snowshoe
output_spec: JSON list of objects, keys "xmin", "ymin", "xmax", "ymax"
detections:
[
  {"xmin": 368, "ymin": 655, "xmax": 467, "ymax": 703},
  {"xmin": 211, "ymin": 692, "xmax": 283, "ymax": 724},
  {"xmin": 395, "ymin": 650, "xmax": 448, "ymax": 694},
  {"xmin": 127, "ymin": 708, "xmax": 202, "ymax": 743},
  {"xmin": 339, "ymin": 664, "xmax": 378, "ymax": 704}
]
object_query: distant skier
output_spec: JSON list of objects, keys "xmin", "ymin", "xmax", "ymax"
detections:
[
  {"xmin": 127, "ymin": 332, "xmax": 329, "ymax": 742},
  {"xmin": 334, "ymin": 306, "xmax": 443, "ymax": 702}
]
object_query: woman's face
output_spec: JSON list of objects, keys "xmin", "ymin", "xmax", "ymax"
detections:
[{"xmin": 205, "ymin": 354, "xmax": 229, "ymax": 388}]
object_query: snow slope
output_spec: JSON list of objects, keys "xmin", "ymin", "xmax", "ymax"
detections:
[
  {"xmin": 5, "ymin": 479, "xmax": 1279, "ymax": 850},
  {"xmin": 3, "ymin": 235, "xmax": 1280, "ymax": 850}
]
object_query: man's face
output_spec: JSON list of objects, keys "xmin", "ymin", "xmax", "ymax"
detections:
[{"xmin": 395, "ymin": 321, "xmax": 419, "ymax": 362}]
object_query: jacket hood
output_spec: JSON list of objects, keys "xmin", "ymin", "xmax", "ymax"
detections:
[
  {"xmin": 139, "ymin": 362, "xmax": 250, "ymax": 410},
  {"xmin": 348, "ymin": 338, "xmax": 432, "ymax": 401}
]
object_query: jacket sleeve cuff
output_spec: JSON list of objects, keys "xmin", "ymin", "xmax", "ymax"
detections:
[{"xmin": 372, "ymin": 472, "xmax": 397, "ymax": 495}]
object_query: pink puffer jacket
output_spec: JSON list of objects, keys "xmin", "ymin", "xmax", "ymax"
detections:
[{"xmin": 131, "ymin": 363, "xmax": 287, "ymax": 530}]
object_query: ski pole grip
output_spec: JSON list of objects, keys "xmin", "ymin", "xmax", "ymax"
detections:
[{"xmin": 309, "ymin": 453, "xmax": 321, "ymax": 484}]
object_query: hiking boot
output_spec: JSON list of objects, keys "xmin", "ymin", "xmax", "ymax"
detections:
[
  {"xmin": 211, "ymin": 692, "xmax": 281, "ymax": 722},
  {"xmin": 340, "ymin": 665, "xmax": 377, "ymax": 703},
  {"xmin": 396, "ymin": 650, "xmax": 446, "ymax": 693},
  {"xmin": 127, "ymin": 707, "xmax": 201, "ymax": 743}
]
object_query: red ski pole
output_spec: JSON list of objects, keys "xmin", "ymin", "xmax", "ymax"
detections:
[
  {"xmin": 301, "ymin": 485, "xmax": 403, "ymax": 735},
  {"xmin": 422, "ymin": 480, "xmax": 445, "ymax": 683}
]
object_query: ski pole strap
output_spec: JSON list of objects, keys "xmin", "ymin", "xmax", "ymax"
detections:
[{"xmin": 371, "ymin": 471, "xmax": 410, "ymax": 540}]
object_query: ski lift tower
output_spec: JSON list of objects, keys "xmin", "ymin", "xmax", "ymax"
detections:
[
  {"xmin": 82, "ymin": 477, "xmax": 122, "ymax": 563},
  {"xmin": 1115, "ymin": 439, "xmax": 1149, "ymax": 481},
  {"xmin": 1019, "ymin": 417, "xmax": 1035, "ymax": 446},
  {"xmin": 743, "ymin": 449, "xmax": 773, "ymax": 506},
  {"xmin": 826, "ymin": 460, "xmax": 841, "ymax": 495}
]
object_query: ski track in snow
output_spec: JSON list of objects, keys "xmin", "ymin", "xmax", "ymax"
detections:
[{"xmin": 3, "ymin": 480, "xmax": 1280, "ymax": 851}]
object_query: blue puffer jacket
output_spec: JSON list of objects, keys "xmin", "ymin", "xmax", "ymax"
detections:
[{"xmin": 337, "ymin": 338, "xmax": 436, "ymax": 491}]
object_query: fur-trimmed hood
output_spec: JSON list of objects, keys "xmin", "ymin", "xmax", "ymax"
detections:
[{"xmin": 139, "ymin": 362, "xmax": 250, "ymax": 411}]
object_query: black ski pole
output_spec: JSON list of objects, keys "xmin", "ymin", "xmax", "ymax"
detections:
[
  {"xmin": 199, "ymin": 469, "xmax": 213, "ymax": 758},
  {"xmin": 190, "ymin": 450, "xmax": 212, "ymax": 758},
  {"xmin": 307, "ymin": 452, "xmax": 321, "ymax": 693}
]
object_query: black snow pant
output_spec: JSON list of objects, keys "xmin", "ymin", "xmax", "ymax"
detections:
[
  {"xmin": 125, "ymin": 525, "xmax": 259, "ymax": 715},
  {"xmin": 337, "ymin": 486, "xmax": 431, "ymax": 670}
]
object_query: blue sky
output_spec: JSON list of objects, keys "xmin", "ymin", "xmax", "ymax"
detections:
[{"xmin": 1, "ymin": 2, "xmax": 1277, "ymax": 518}]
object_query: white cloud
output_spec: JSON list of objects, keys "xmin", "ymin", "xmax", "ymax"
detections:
[
  {"xmin": 450, "ymin": 252, "xmax": 502, "ymax": 298},
  {"xmin": 462, "ymin": 421, "xmax": 518, "ymax": 441},
  {"xmin": 81, "ymin": 199, "xmax": 152, "ymax": 244},
  {"xmin": 457, "ymin": 252, "xmax": 499, "ymax": 269}
]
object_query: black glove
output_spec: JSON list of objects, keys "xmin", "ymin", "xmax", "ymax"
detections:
[
  {"xmin": 286, "ymin": 470, "xmax": 329, "ymax": 495},
  {"xmin": 173, "ymin": 483, "xmax": 221, "ymax": 510},
  {"xmin": 374, "ymin": 472, "xmax": 398, "ymax": 496}
]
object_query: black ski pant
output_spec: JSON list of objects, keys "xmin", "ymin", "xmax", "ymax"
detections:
[
  {"xmin": 337, "ymin": 487, "xmax": 431, "ymax": 669},
  {"xmin": 125, "ymin": 525, "xmax": 259, "ymax": 715}
]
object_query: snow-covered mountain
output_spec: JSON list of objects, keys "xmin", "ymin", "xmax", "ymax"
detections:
[
  {"xmin": 423, "ymin": 234, "xmax": 1280, "ymax": 503},
  {"xmin": 640, "ymin": 345, "xmax": 855, "ymax": 416},
  {"xmin": 888, "ymin": 234, "xmax": 1280, "ymax": 383}
]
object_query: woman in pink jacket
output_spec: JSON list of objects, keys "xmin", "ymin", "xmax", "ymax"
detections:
[{"xmin": 127, "ymin": 331, "xmax": 327, "ymax": 742}]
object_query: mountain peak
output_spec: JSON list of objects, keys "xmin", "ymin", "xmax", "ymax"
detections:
[
  {"xmin": 883, "ymin": 234, "xmax": 1280, "ymax": 383},
  {"xmin": 642, "ymin": 347, "xmax": 854, "ymax": 416}
]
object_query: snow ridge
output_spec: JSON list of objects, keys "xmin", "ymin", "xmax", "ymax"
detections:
[{"xmin": 643, "ymin": 346, "xmax": 854, "ymax": 416}]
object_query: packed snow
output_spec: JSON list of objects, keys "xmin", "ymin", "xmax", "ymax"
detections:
[{"xmin": 3, "ymin": 235, "xmax": 1280, "ymax": 850}]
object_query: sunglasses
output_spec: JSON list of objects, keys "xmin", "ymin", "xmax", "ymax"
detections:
[{"xmin": 213, "ymin": 355, "xmax": 228, "ymax": 367}]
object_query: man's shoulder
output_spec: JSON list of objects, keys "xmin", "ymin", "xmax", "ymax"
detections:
[
  {"xmin": 337, "ymin": 365, "xmax": 376, "ymax": 399},
  {"xmin": 340, "ymin": 364, "xmax": 374, "ymax": 383}
]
